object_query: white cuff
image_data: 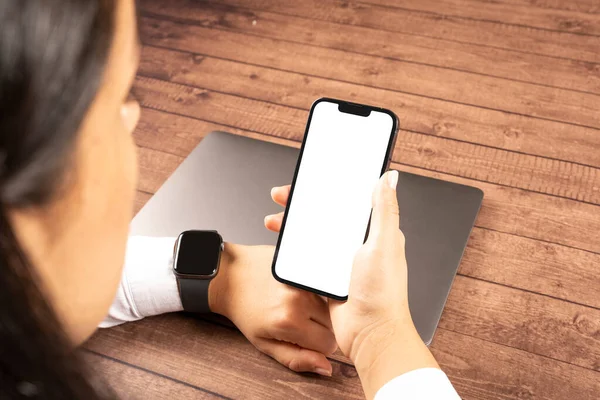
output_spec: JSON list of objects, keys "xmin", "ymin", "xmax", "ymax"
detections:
[
  {"xmin": 100, "ymin": 236, "xmax": 183, "ymax": 328},
  {"xmin": 374, "ymin": 368, "xmax": 460, "ymax": 400}
]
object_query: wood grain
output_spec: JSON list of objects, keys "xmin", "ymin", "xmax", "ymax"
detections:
[
  {"xmin": 135, "ymin": 46, "xmax": 600, "ymax": 202},
  {"xmin": 87, "ymin": 315, "xmax": 365, "ymax": 400},
  {"xmin": 439, "ymin": 276, "xmax": 600, "ymax": 371},
  {"xmin": 141, "ymin": 0, "xmax": 600, "ymax": 64},
  {"xmin": 430, "ymin": 329, "xmax": 600, "ymax": 400},
  {"xmin": 138, "ymin": 10, "xmax": 600, "ymax": 130},
  {"xmin": 133, "ymin": 107, "xmax": 600, "ymax": 309},
  {"xmin": 86, "ymin": 352, "xmax": 222, "ymax": 399},
  {"xmin": 461, "ymin": 228, "xmax": 600, "ymax": 309},
  {"xmin": 366, "ymin": 0, "xmax": 600, "ymax": 35},
  {"xmin": 87, "ymin": 314, "xmax": 600, "ymax": 400},
  {"xmin": 480, "ymin": 0, "xmax": 600, "ymax": 14},
  {"xmin": 138, "ymin": 17, "xmax": 600, "ymax": 167},
  {"xmin": 163, "ymin": 0, "xmax": 600, "ymax": 95},
  {"xmin": 142, "ymin": 67, "xmax": 600, "ymax": 207}
]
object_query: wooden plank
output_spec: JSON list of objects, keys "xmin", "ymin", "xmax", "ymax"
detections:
[
  {"xmin": 366, "ymin": 0, "xmax": 600, "ymax": 35},
  {"xmin": 136, "ymin": 47, "xmax": 600, "ymax": 202},
  {"xmin": 168, "ymin": 0, "xmax": 600, "ymax": 95},
  {"xmin": 141, "ymin": 0, "xmax": 600, "ymax": 65},
  {"xmin": 439, "ymin": 276, "xmax": 600, "ymax": 371},
  {"xmin": 430, "ymin": 329, "xmax": 600, "ymax": 400},
  {"xmin": 87, "ymin": 315, "xmax": 365, "ymax": 400},
  {"xmin": 87, "ymin": 313, "xmax": 600, "ymax": 400},
  {"xmin": 85, "ymin": 352, "xmax": 221, "ymax": 399},
  {"xmin": 461, "ymin": 228, "xmax": 600, "ymax": 309},
  {"xmin": 137, "ymin": 9, "xmax": 600, "ymax": 130},
  {"xmin": 137, "ymin": 15, "xmax": 600, "ymax": 166},
  {"xmin": 480, "ymin": 0, "xmax": 600, "ymax": 14},
  {"xmin": 134, "ymin": 107, "xmax": 600, "ymax": 309}
]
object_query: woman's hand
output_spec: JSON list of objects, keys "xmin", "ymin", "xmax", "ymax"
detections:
[
  {"xmin": 266, "ymin": 172, "xmax": 439, "ymax": 398},
  {"xmin": 207, "ymin": 244, "xmax": 337, "ymax": 377}
]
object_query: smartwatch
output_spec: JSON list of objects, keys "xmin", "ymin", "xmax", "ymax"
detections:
[{"xmin": 173, "ymin": 230, "xmax": 224, "ymax": 314}]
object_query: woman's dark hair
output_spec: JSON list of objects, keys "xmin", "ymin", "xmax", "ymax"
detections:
[{"xmin": 1, "ymin": 1, "xmax": 116, "ymax": 398}]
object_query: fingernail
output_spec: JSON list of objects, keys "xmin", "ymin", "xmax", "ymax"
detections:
[
  {"xmin": 314, "ymin": 368, "xmax": 332, "ymax": 377},
  {"xmin": 387, "ymin": 170, "xmax": 399, "ymax": 189}
]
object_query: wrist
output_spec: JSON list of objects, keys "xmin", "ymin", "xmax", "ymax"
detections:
[
  {"xmin": 352, "ymin": 317, "xmax": 439, "ymax": 400},
  {"xmin": 350, "ymin": 315, "xmax": 414, "ymax": 366},
  {"xmin": 207, "ymin": 242, "xmax": 238, "ymax": 318}
]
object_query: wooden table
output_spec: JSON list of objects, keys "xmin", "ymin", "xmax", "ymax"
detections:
[{"xmin": 85, "ymin": 0, "xmax": 600, "ymax": 398}]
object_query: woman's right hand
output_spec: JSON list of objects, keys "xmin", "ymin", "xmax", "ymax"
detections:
[
  {"xmin": 328, "ymin": 170, "xmax": 410, "ymax": 357},
  {"xmin": 267, "ymin": 171, "xmax": 439, "ymax": 399},
  {"xmin": 328, "ymin": 170, "xmax": 439, "ymax": 398}
]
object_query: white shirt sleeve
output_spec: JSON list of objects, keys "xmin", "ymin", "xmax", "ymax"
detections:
[
  {"xmin": 99, "ymin": 236, "xmax": 183, "ymax": 328},
  {"xmin": 374, "ymin": 368, "xmax": 461, "ymax": 400}
]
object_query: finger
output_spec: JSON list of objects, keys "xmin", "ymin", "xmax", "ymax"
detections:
[
  {"xmin": 264, "ymin": 212, "xmax": 284, "ymax": 232},
  {"xmin": 272, "ymin": 319, "xmax": 338, "ymax": 356},
  {"xmin": 271, "ymin": 185, "xmax": 291, "ymax": 207},
  {"xmin": 258, "ymin": 339, "xmax": 333, "ymax": 376},
  {"xmin": 366, "ymin": 170, "xmax": 400, "ymax": 245}
]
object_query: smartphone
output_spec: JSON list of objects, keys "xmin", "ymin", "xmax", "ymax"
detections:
[{"xmin": 271, "ymin": 98, "xmax": 399, "ymax": 300}]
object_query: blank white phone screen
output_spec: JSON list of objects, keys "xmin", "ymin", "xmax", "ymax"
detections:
[{"xmin": 274, "ymin": 101, "xmax": 395, "ymax": 298}]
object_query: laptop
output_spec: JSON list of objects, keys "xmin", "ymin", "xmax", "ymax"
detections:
[{"xmin": 131, "ymin": 132, "xmax": 483, "ymax": 345}]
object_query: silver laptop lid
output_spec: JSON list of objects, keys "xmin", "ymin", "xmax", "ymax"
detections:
[{"xmin": 131, "ymin": 132, "xmax": 483, "ymax": 344}]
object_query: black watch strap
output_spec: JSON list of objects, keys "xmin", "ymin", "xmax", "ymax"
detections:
[{"xmin": 178, "ymin": 278, "xmax": 211, "ymax": 314}]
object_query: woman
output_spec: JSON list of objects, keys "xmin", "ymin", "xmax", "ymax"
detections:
[{"xmin": 0, "ymin": 1, "xmax": 459, "ymax": 399}]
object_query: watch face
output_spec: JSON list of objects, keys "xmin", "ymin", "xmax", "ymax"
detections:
[{"xmin": 174, "ymin": 231, "xmax": 222, "ymax": 277}]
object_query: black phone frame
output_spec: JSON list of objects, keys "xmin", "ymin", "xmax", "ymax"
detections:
[{"xmin": 271, "ymin": 97, "xmax": 400, "ymax": 301}]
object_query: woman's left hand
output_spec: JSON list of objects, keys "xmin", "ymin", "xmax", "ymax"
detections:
[{"xmin": 208, "ymin": 241, "xmax": 337, "ymax": 377}]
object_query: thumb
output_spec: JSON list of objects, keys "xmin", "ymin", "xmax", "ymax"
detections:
[{"xmin": 366, "ymin": 170, "xmax": 400, "ymax": 244}]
